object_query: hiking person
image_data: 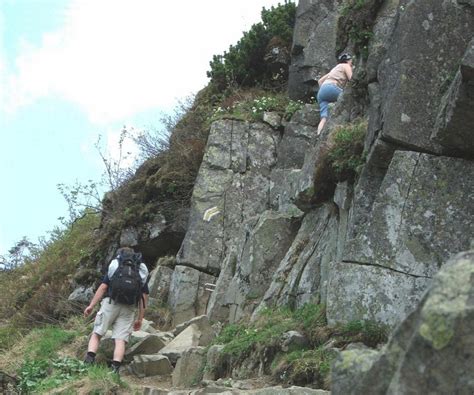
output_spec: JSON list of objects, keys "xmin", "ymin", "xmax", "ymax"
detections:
[
  {"xmin": 316, "ymin": 53, "xmax": 354, "ymax": 134},
  {"xmin": 83, "ymin": 246, "xmax": 149, "ymax": 374}
]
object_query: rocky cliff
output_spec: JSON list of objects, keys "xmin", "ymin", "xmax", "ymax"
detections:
[
  {"xmin": 159, "ymin": 0, "xmax": 473, "ymax": 331},
  {"xmin": 65, "ymin": 0, "xmax": 474, "ymax": 392}
]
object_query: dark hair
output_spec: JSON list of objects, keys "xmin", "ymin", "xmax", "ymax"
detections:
[
  {"xmin": 338, "ymin": 53, "xmax": 352, "ymax": 63},
  {"xmin": 117, "ymin": 247, "xmax": 134, "ymax": 256}
]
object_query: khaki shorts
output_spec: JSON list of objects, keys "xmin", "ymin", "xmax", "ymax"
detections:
[{"xmin": 93, "ymin": 298, "xmax": 137, "ymax": 341}]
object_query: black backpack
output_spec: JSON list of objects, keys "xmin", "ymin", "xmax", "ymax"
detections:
[{"xmin": 109, "ymin": 249, "xmax": 142, "ymax": 305}]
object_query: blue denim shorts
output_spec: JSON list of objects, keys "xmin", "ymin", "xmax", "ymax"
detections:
[{"xmin": 317, "ymin": 83, "xmax": 342, "ymax": 118}]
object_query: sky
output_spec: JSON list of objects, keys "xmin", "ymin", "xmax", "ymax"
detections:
[{"xmin": 0, "ymin": 0, "xmax": 287, "ymax": 256}]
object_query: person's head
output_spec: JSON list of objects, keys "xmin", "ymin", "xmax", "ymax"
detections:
[
  {"xmin": 338, "ymin": 53, "xmax": 353, "ymax": 64},
  {"xmin": 117, "ymin": 246, "xmax": 134, "ymax": 256}
]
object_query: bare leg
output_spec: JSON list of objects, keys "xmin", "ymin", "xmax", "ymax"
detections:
[
  {"xmin": 87, "ymin": 332, "xmax": 102, "ymax": 353},
  {"xmin": 113, "ymin": 339, "xmax": 127, "ymax": 362},
  {"xmin": 317, "ymin": 117, "xmax": 327, "ymax": 135}
]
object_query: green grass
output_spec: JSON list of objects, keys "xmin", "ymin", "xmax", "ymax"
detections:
[
  {"xmin": 336, "ymin": 319, "xmax": 388, "ymax": 348},
  {"xmin": 213, "ymin": 304, "xmax": 327, "ymax": 360},
  {"xmin": 18, "ymin": 358, "xmax": 128, "ymax": 394},
  {"xmin": 25, "ymin": 326, "xmax": 78, "ymax": 360},
  {"xmin": 273, "ymin": 347, "xmax": 336, "ymax": 388},
  {"xmin": 211, "ymin": 304, "xmax": 388, "ymax": 388}
]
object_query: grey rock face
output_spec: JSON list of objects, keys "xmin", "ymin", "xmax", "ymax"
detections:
[
  {"xmin": 224, "ymin": 210, "xmax": 303, "ymax": 323},
  {"xmin": 276, "ymin": 105, "xmax": 319, "ymax": 169},
  {"xmin": 332, "ymin": 251, "xmax": 474, "ymax": 395},
  {"xmin": 433, "ymin": 38, "xmax": 474, "ymax": 157},
  {"xmin": 378, "ymin": 1, "xmax": 473, "ymax": 153},
  {"xmin": 148, "ymin": 264, "xmax": 174, "ymax": 303},
  {"xmin": 347, "ymin": 151, "xmax": 474, "ymax": 276},
  {"xmin": 168, "ymin": 265, "xmax": 215, "ymax": 326},
  {"xmin": 254, "ymin": 205, "xmax": 338, "ymax": 317},
  {"xmin": 288, "ymin": 0, "xmax": 341, "ymax": 100},
  {"xmin": 176, "ymin": 120, "xmax": 278, "ymax": 274},
  {"xmin": 329, "ymin": 151, "xmax": 474, "ymax": 326}
]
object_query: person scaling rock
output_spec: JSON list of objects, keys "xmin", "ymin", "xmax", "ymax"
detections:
[{"xmin": 316, "ymin": 53, "xmax": 354, "ymax": 134}]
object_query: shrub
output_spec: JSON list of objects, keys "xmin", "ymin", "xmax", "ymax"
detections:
[
  {"xmin": 327, "ymin": 118, "xmax": 367, "ymax": 181},
  {"xmin": 337, "ymin": 0, "xmax": 383, "ymax": 60},
  {"xmin": 273, "ymin": 347, "xmax": 336, "ymax": 389},
  {"xmin": 334, "ymin": 319, "xmax": 389, "ymax": 348},
  {"xmin": 207, "ymin": 1, "xmax": 296, "ymax": 91}
]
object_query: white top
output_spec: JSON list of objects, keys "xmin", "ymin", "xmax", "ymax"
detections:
[{"xmin": 107, "ymin": 259, "xmax": 149, "ymax": 285}]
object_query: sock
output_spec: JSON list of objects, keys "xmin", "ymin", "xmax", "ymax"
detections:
[{"xmin": 87, "ymin": 351, "xmax": 96, "ymax": 359}]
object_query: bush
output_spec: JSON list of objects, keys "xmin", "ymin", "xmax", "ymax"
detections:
[
  {"xmin": 273, "ymin": 347, "xmax": 335, "ymax": 389},
  {"xmin": 207, "ymin": 1, "xmax": 296, "ymax": 91},
  {"xmin": 327, "ymin": 118, "xmax": 367, "ymax": 181},
  {"xmin": 334, "ymin": 319, "xmax": 389, "ymax": 348}
]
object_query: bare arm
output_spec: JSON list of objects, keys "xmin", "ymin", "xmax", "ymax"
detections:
[
  {"xmin": 133, "ymin": 293, "xmax": 148, "ymax": 331},
  {"xmin": 344, "ymin": 63, "xmax": 353, "ymax": 81},
  {"xmin": 84, "ymin": 283, "xmax": 108, "ymax": 317}
]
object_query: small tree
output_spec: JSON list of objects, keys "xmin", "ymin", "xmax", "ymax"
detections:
[{"xmin": 1, "ymin": 237, "xmax": 39, "ymax": 270}]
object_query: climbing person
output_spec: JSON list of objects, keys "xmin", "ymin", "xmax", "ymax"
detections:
[
  {"xmin": 83, "ymin": 246, "xmax": 149, "ymax": 374},
  {"xmin": 316, "ymin": 53, "xmax": 354, "ymax": 134}
]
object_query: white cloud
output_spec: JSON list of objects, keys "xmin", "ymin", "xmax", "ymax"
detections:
[{"xmin": 2, "ymin": 0, "xmax": 283, "ymax": 124}]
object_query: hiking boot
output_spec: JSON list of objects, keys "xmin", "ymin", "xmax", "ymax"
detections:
[
  {"xmin": 83, "ymin": 354, "xmax": 95, "ymax": 364},
  {"xmin": 110, "ymin": 364, "xmax": 120, "ymax": 375}
]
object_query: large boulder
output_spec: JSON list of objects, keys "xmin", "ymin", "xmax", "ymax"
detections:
[
  {"xmin": 130, "ymin": 354, "xmax": 173, "ymax": 378},
  {"xmin": 124, "ymin": 334, "xmax": 166, "ymax": 362},
  {"xmin": 377, "ymin": 0, "xmax": 473, "ymax": 153},
  {"xmin": 172, "ymin": 347, "xmax": 207, "ymax": 388},
  {"xmin": 328, "ymin": 151, "xmax": 474, "ymax": 326},
  {"xmin": 332, "ymin": 250, "xmax": 474, "ymax": 394},
  {"xmin": 172, "ymin": 315, "xmax": 215, "ymax": 346},
  {"xmin": 159, "ymin": 323, "xmax": 205, "ymax": 365}
]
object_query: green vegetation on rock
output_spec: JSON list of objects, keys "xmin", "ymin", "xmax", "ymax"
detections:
[
  {"xmin": 210, "ymin": 304, "xmax": 387, "ymax": 388},
  {"xmin": 207, "ymin": 1, "xmax": 296, "ymax": 91},
  {"xmin": 328, "ymin": 118, "xmax": 368, "ymax": 180}
]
